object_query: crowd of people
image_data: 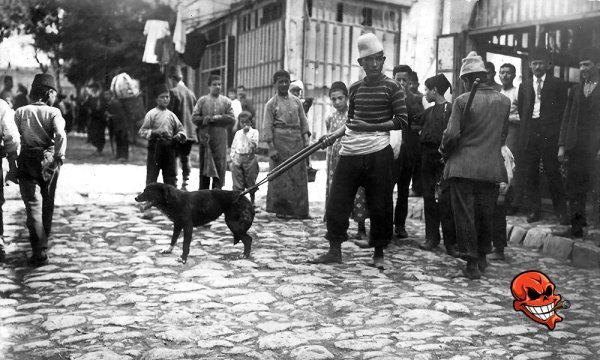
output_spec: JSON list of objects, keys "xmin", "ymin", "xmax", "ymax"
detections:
[{"xmin": 1, "ymin": 32, "xmax": 599, "ymax": 279}]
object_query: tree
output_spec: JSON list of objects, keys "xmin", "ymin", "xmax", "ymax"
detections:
[{"xmin": 1, "ymin": 0, "xmax": 176, "ymax": 93}]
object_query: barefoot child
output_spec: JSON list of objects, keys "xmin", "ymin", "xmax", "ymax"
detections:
[{"xmin": 230, "ymin": 111, "xmax": 259, "ymax": 205}]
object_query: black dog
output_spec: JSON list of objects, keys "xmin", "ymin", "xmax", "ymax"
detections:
[{"xmin": 135, "ymin": 183, "xmax": 255, "ymax": 264}]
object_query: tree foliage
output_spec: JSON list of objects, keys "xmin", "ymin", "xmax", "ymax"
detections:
[{"xmin": 1, "ymin": 0, "xmax": 176, "ymax": 91}]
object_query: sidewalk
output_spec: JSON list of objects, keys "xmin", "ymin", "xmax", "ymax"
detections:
[{"xmin": 406, "ymin": 198, "xmax": 600, "ymax": 269}]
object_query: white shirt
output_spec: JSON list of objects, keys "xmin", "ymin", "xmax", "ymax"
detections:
[
  {"xmin": 500, "ymin": 85, "xmax": 519, "ymax": 123},
  {"xmin": 143, "ymin": 20, "xmax": 170, "ymax": 64},
  {"xmin": 532, "ymin": 74, "xmax": 546, "ymax": 119},
  {"xmin": 230, "ymin": 128, "xmax": 259, "ymax": 157}
]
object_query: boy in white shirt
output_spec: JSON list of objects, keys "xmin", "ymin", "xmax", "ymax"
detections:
[{"xmin": 230, "ymin": 111, "xmax": 259, "ymax": 205}]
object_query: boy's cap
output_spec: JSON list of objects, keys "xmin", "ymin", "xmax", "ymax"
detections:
[
  {"xmin": 459, "ymin": 51, "xmax": 487, "ymax": 78},
  {"xmin": 154, "ymin": 83, "xmax": 170, "ymax": 97},
  {"xmin": 528, "ymin": 47, "xmax": 550, "ymax": 61},
  {"xmin": 427, "ymin": 74, "xmax": 452, "ymax": 95},
  {"xmin": 579, "ymin": 46, "xmax": 600, "ymax": 63},
  {"xmin": 32, "ymin": 73, "xmax": 57, "ymax": 92},
  {"xmin": 357, "ymin": 33, "xmax": 384, "ymax": 60}
]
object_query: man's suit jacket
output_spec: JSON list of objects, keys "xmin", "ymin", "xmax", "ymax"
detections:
[
  {"xmin": 559, "ymin": 83, "xmax": 600, "ymax": 153},
  {"xmin": 517, "ymin": 75, "xmax": 567, "ymax": 150},
  {"xmin": 169, "ymin": 82, "xmax": 197, "ymax": 142}
]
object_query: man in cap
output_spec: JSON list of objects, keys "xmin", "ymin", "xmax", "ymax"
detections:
[
  {"xmin": 192, "ymin": 74, "xmax": 235, "ymax": 190},
  {"xmin": 518, "ymin": 47, "xmax": 568, "ymax": 224},
  {"xmin": 311, "ymin": 33, "xmax": 408, "ymax": 269},
  {"xmin": 392, "ymin": 64, "xmax": 424, "ymax": 239},
  {"xmin": 167, "ymin": 65, "xmax": 197, "ymax": 190},
  {"xmin": 556, "ymin": 47, "xmax": 600, "ymax": 237},
  {"xmin": 440, "ymin": 51, "xmax": 510, "ymax": 279},
  {"xmin": 414, "ymin": 73, "xmax": 457, "ymax": 257},
  {"xmin": 14, "ymin": 73, "xmax": 67, "ymax": 267}
]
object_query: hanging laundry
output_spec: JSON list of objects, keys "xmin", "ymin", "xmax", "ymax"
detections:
[
  {"xmin": 155, "ymin": 35, "xmax": 174, "ymax": 65},
  {"xmin": 182, "ymin": 28, "xmax": 208, "ymax": 68},
  {"xmin": 173, "ymin": 5, "xmax": 186, "ymax": 54},
  {"xmin": 143, "ymin": 20, "xmax": 170, "ymax": 64}
]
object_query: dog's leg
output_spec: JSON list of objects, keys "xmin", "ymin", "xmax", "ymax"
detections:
[
  {"xmin": 161, "ymin": 224, "xmax": 182, "ymax": 254},
  {"xmin": 179, "ymin": 223, "xmax": 194, "ymax": 264},
  {"xmin": 241, "ymin": 234, "xmax": 252, "ymax": 258}
]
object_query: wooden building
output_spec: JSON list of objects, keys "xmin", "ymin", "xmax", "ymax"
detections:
[
  {"xmin": 438, "ymin": 0, "xmax": 600, "ymax": 95},
  {"xmin": 181, "ymin": 0, "xmax": 416, "ymax": 143}
]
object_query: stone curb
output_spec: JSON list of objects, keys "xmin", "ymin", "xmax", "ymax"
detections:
[{"xmin": 407, "ymin": 198, "xmax": 600, "ymax": 270}]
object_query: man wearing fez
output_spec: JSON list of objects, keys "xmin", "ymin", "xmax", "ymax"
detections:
[
  {"xmin": 14, "ymin": 74, "xmax": 67, "ymax": 267},
  {"xmin": 167, "ymin": 65, "xmax": 197, "ymax": 190},
  {"xmin": 518, "ymin": 47, "xmax": 568, "ymax": 224},
  {"xmin": 440, "ymin": 51, "xmax": 510, "ymax": 279},
  {"xmin": 557, "ymin": 47, "xmax": 600, "ymax": 238},
  {"xmin": 311, "ymin": 33, "xmax": 408, "ymax": 269}
]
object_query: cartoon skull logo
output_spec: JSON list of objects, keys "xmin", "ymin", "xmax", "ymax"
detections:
[{"xmin": 511, "ymin": 270, "xmax": 562, "ymax": 330}]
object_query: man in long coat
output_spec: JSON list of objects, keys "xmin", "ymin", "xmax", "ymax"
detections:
[
  {"xmin": 557, "ymin": 47, "xmax": 600, "ymax": 237},
  {"xmin": 518, "ymin": 47, "xmax": 568, "ymax": 224}
]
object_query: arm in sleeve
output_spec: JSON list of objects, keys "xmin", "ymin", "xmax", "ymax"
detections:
[
  {"xmin": 261, "ymin": 99, "xmax": 274, "ymax": 142},
  {"xmin": 248, "ymin": 128, "xmax": 259, "ymax": 150},
  {"xmin": 230, "ymin": 132, "xmax": 238, "ymax": 159},
  {"xmin": 440, "ymin": 98, "xmax": 464, "ymax": 156},
  {"xmin": 138, "ymin": 111, "xmax": 154, "ymax": 139},
  {"xmin": 558, "ymin": 86, "xmax": 574, "ymax": 147},
  {"xmin": 52, "ymin": 110, "xmax": 67, "ymax": 159},
  {"xmin": 390, "ymin": 83, "xmax": 408, "ymax": 130},
  {"xmin": 171, "ymin": 114, "xmax": 186, "ymax": 140},
  {"xmin": 556, "ymin": 79, "xmax": 569, "ymax": 119},
  {"xmin": 1, "ymin": 106, "xmax": 19, "ymax": 157},
  {"xmin": 191, "ymin": 97, "xmax": 205, "ymax": 126},
  {"xmin": 517, "ymin": 83, "xmax": 524, "ymax": 121},
  {"xmin": 297, "ymin": 98, "xmax": 311, "ymax": 136},
  {"xmin": 214, "ymin": 98, "xmax": 235, "ymax": 127}
]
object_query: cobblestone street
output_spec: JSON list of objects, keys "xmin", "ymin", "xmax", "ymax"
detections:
[{"xmin": 1, "ymin": 138, "xmax": 600, "ymax": 360}]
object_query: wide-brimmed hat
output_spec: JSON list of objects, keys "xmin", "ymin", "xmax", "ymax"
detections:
[
  {"xmin": 459, "ymin": 51, "xmax": 487, "ymax": 78},
  {"xmin": 32, "ymin": 73, "xmax": 57, "ymax": 92},
  {"xmin": 357, "ymin": 33, "xmax": 384, "ymax": 60},
  {"xmin": 579, "ymin": 46, "xmax": 600, "ymax": 63}
]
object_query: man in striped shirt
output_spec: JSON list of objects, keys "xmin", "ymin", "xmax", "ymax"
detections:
[{"xmin": 311, "ymin": 33, "xmax": 408, "ymax": 270}]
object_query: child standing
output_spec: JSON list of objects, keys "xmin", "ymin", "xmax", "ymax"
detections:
[
  {"xmin": 138, "ymin": 84, "xmax": 186, "ymax": 187},
  {"xmin": 414, "ymin": 74, "xmax": 457, "ymax": 257},
  {"xmin": 230, "ymin": 111, "xmax": 259, "ymax": 205}
]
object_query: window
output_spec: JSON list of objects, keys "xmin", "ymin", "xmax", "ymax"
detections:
[
  {"xmin": 307, "ymin": 0, "xmax": 313, "ymax": 17},
  {"xmin": 262, "ymin": 1, "xmax": 283, "ymax": 24},
  {"xmin": 336, "ymin": 3, "xmax": 343, "ymax": 22},
  {"xmin": 361, "ymin": 7, "xmax": 372, "ymax": 27}
]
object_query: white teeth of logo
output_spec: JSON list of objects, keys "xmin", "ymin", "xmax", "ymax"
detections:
[{"xmin": 526, "ymin": 304, "xmax": 555, "ymax": 320}]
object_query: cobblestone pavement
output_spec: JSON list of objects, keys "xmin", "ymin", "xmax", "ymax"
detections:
[{"xmin": 1, "ymin": 142, "xmax": 600, "ymax": 360}]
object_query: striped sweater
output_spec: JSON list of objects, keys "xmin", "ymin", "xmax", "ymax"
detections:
[
  {"xmin": 340, "ymin": 74, "xmax": 408, "ymax": 156},
  {"xmin": 348, "ymin": 74, "xmax": 408, "ymax": 130}
]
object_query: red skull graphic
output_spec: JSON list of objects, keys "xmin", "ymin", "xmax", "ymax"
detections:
[{"xmin": 511, "ymin": 270, "xmax": 563, "ymax": 330}]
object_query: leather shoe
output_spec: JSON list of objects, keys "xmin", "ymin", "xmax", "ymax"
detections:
[
  {"xmin": 354, "ymin": 239, "xmax": 370, "ymax": 249},
  {"xmin": 552, "ymin": 227, "xmax": 583, "ymax": 239},
  {"xmin": 419, "ymin": 239, "xmax": 439, "ymax": 251},
  {"xmin": 526, "ymin": 212, "xmax": 540, "ymax": 223},
  {"xmin": 487, "ymin": 248, "xmax": 505, "ymax": 261},
  {"xmin": 446, "ymin": 246, "xmax": 460, "ymax": 258},
  {"xmin": 462, "ymin": 260, "xmax": 482, "ymax": 279},
  {"xmin": 395, "ymin": 226, "xmax": 408, "ymax": 239}
]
